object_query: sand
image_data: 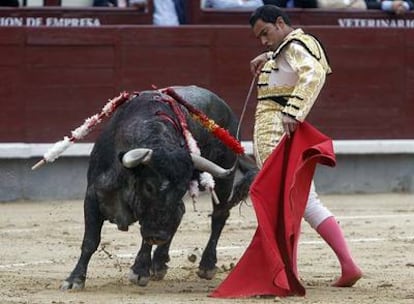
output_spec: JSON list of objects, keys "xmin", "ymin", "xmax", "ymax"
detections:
[{"xmin": 1, "ymin": 193, "xmax": 413, "ymax": 303}]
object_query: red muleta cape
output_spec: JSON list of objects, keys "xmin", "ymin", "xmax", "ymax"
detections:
[{"xmin": 210, "ymin": 122, "xmax": 336, "ymax": 298}]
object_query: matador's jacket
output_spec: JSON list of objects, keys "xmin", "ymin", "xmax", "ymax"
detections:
[{"xmin": 254, "ymin": 28, "xmax": 332, "ymax": 167}]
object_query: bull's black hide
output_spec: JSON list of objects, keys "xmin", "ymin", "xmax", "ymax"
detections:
[{"xmin": 61, "ymin": 85, "xmax": 257, "ymax": 290}]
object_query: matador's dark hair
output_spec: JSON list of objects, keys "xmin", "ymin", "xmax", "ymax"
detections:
[{"xmin": 249, "ymin": 5, "xmax": 291, "ymax": 27}]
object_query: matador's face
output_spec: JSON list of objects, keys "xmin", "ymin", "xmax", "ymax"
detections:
[{"xmin": 252, "ymin": 18, "xmax": 286, "ymax": 51}]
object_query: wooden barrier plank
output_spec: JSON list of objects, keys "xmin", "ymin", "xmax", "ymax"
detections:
[
  {"xmin": 25, "ymin": 27, "xmax": 117, "ymax": 45},
  {"xmin": 26, "ymin": 45, "xmax": 115, "ymax": 67},
  {"xmin": 119, "ymin": 26, "xmax": 215, "ymax": 47},
  {"xmin": 0, "ymin": 66, "xmax": 25, "ymax": 141},
  {"xmin": 21, "ymin": 86, "xmax": 114, "ymax": 142},
  {"xmin": 0, "ymin": 26, "xmax": 413, "ymax": 142},
  {"xmin": 0, "ymin": 6, "xmax": 153, "ymax": 26},
  {"xmin": 0, "ymin": 28, "xmax": 24, "ymax": 45},
  {"xmin": 186, "ymin": 1, "xmax": 414, "ymax": 26},
  {"xmin": 0, "ymin": 46, "xmax": 24, "ymax": 66},
  {"xmin": 24, "ymin": 66, "xmax": 115, "ymax": 86},
  {"xmin": 2, "ymin": 2, "xmax": 414, "ymax": 27}
]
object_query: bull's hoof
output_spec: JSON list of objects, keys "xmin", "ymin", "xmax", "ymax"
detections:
[
  {"xmin": 151, "ymin": 268, "xmax": 167, "ymax": 281},
  {"xmin": 60, "ymin": 279, "xmax": 85, "ymax": 291},
  {"xmin": 196, "ymin": 267, "xmax": 217, "ymax": 280},
  {"xmin": 128, "ymin": 269, "xmax": 150, "ymax": 287}
]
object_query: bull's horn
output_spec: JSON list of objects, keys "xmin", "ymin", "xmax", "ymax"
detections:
[
  {"xmin": 191, "ymin": 153, "xmax": 234, "ymax": 178},
  {"xmin": 122, "ymin": 148, "xmax": 153, "ymax": 168}
]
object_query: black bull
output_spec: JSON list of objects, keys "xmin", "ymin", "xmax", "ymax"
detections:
[{"xmin": 61, "ymin": 85, "xmax": 258, "ymax": 290}]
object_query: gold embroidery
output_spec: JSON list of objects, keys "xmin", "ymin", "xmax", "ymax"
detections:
[
  {"xmin": 254, "ymin": 28, "xmax": 332, "ymax": 164},
  {"xmin": 257, "ymin": 86, "xmax": 295, "ymax": 100},
  {"xmin": 285, "ymin": 96, "xmax": 305, "ymax": 108},
  {"xmin": 283, "ymin": 42, "xmax": 327, "ymax": 121},
  {"xmin": 272, "ymin": 29, "xmax": 331, "ymax": 74},
  {"xmin": 253, "ymin": 100, "xmax": 284, "ymax": 168},
  {"xmin": 258, "ymin": 28, "xmax": 331, "ymax": 122},
  {"xmin": 257, "ymin": 60, "xmax": 277, "ymax": 86}
]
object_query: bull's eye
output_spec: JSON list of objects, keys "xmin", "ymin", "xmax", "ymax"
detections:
[{"xmin": 143, "ymin": 181, "xmax": 157, "ymax": 197}]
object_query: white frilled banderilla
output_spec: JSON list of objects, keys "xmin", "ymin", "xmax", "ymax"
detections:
[
  {"xmin": 31, "ymin": 88, "xmax": 246, "ymax": 206},
  {"xmin": 31, "ymin": 92, "xmax": 132, "ymax": 170}
]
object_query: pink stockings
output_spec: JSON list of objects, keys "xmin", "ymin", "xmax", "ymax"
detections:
[{"xmin": 316, "ymin": 216, "xmax": 362, "ymax": 287}]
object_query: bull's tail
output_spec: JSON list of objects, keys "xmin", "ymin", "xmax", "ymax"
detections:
[{"xmin": 227, "ymin": 155, "xmax": 258, "ymax": 207}]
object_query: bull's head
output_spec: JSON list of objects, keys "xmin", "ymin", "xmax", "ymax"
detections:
[{"xmin": 121, "ymin": 148, "xmax": 233, "ymax": 245}]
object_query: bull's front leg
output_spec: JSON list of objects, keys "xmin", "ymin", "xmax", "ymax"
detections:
[
  {"xmin": 197, "ymin": 176, "xmax": 233, "ymax": 280},
  {"xmin": 130, "ymin": 199, "xmax": 183, "ymax": 285},
  {"xmin": 151, "ymin": 238, "xmax": 174, "ymax": 280},
  {"xmin": 197, "ymin": 205, "xmax": 230, "ymax": 280},
  {"xmin": 61, "ymin": 190, "xmax": 104, "ymax": 290},
  {"xmin": 128, "ymin": 239, "xmax": 173, "ymax": 286},
  {"xmin": 129, "ymin": 240, "xmax": 152, "ymax": 286}
]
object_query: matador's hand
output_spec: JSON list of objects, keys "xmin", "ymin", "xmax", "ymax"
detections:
[
  {"xmin": 282, "ymin": 114, "xmax": 299, "ymax": 138},
  {"xmin": 250, "ymin": 53, "xmax": 268, "ymax": 77},
  {"xmin": 392, "ymin": 0, "xmax": 409, "ymax": 15}
]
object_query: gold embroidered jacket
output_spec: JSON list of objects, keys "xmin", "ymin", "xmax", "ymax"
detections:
[{"xmin": 257, "ymin": 28, "xmax": 332, "ymax": 122}]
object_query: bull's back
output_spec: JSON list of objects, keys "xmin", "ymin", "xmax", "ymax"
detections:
[
  {"xmin": 172, "ymin": 85, "xmax": 239, "ymax": 136},
  {"xmin": 88, "ymin": 85, "xmax": 238, "ymax": 179},
  {"xmin": 171, "ymin": 86, "xmax": 239, "ymax": 168}
]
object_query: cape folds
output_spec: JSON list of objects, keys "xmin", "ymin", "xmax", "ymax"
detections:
[{"xmin": 210, "ymin": 122, "xmax": 336, "ymax": 298}]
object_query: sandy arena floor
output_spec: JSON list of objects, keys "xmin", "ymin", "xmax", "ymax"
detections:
[{"xmin": 0, "ymin": 193, "xmax": 413, "ymax": 304}]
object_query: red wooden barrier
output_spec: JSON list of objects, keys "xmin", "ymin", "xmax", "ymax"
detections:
[
  {"xmin": 186, "ymin": 1, "xmax": 414, "ymax": 26},
  {"xmin": 0, "ymin": 26, "xmax": 413, "ymax": 143},
  {"xmin": 2, "ymin": 1, "xmax": 414, "ymax": 27},
  {"xmin": 0, "ymin": 1, "xmax": 153, "ymax": 26}
]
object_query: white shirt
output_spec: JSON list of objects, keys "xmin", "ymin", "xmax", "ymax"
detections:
[
  {"xmin": 153, "ymin": 0, "xmax": 179, "ymax": 26},
  {"xmin": 206, "ymin": 0, "xmax": 263, "ymax": 9}
]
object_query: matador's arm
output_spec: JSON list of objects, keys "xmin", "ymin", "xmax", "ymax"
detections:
[{"xmin": 281, "ymin": 42, "xmax": 328, "ymax": 122}]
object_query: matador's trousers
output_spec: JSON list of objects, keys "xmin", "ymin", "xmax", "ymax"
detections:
[{"xmin": 253, "ymin": 100, "xmax": 332, "ymax": 228}]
